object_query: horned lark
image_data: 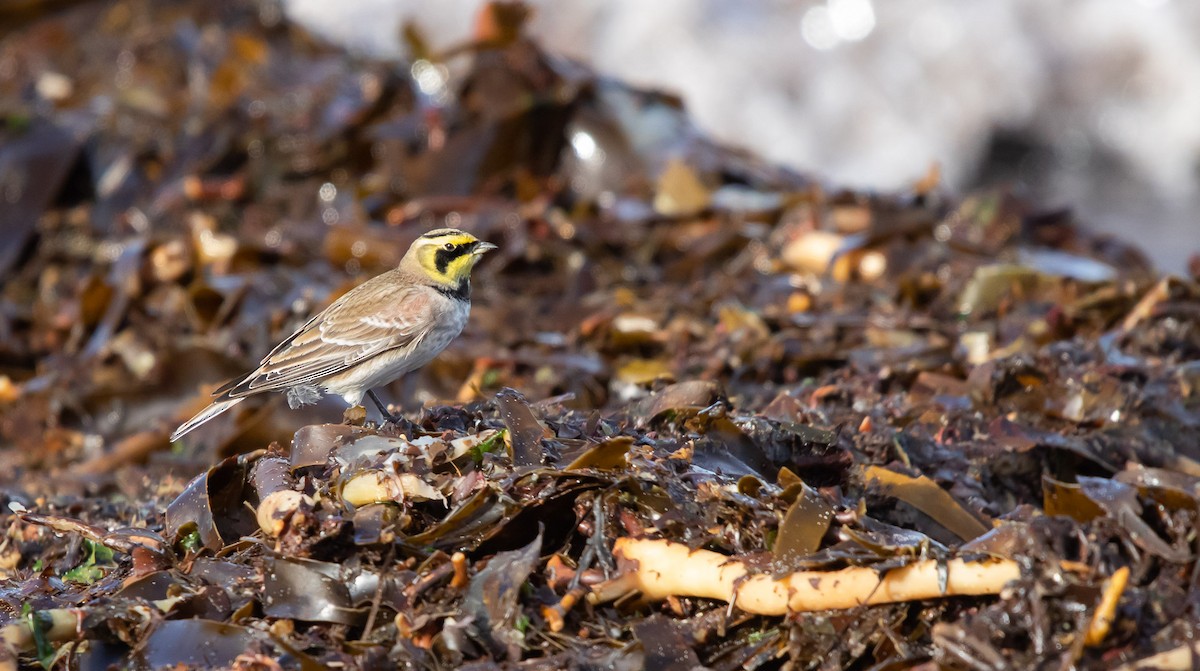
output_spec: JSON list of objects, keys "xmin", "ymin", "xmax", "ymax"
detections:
[{"xmin": 171, "ymin": 228, "xmax": 497, "ymax": 442}]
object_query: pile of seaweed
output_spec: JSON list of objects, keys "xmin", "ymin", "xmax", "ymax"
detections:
[{"xmin": 2, "ymin": 1, "xmax": 1199, "ymax": 669}]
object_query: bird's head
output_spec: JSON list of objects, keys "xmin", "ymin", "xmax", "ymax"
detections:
[{"xmin": 404, "ymin": 228, "xmax": 498, "ymax": 288}]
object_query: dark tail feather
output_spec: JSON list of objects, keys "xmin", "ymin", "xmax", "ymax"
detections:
[{"xmin": 170, "ymin": 396, "xmax": 246, "ymax": 442}]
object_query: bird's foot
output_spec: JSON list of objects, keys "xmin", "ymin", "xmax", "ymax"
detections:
[
  {"xmin": 366, "ymin": 390, "xmax": 418, "ymax": 437},
  {"xmin": 384, "ymin": 414, "xmax": 419, "ymax": 437}
]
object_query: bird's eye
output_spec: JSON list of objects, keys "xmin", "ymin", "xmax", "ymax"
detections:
[{"xmin": 443, "ymin": 242, "xmax": 455, "ymax": 251}]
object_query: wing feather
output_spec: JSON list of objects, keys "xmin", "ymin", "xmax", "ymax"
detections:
[{"xmin": 223, "ymin": 277, "xmax": 436, "ymax": 398}]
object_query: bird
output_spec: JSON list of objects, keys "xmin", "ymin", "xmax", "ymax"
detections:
[{"xmin": 171, "ymin": 228, "xmax": 497, "ymax": 442}]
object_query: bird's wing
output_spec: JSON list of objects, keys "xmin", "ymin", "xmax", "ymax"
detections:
[{"xmin": 223, "ymin": 280, "xmax": 437, "ymax": 397}]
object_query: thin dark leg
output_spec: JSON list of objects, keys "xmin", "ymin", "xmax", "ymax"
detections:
[
  {"xmin": 366, "ymin": 390, "xmax": 416, "ymax": 434},
  {"xmin": 366, "ymin": 390, "xmax": 397, "ymax": 421}
]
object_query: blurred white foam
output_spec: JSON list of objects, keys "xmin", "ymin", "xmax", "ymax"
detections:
[{"xmin": 285, "ymin": 0, "xmax": 1200, "ymax": 272}]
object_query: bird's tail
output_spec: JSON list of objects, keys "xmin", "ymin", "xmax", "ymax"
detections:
[{"xmin": 170, "ymin": 396, "xmax": 247, "ymax": 443}]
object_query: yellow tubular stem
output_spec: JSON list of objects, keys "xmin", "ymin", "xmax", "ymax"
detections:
[{"xmin": 599, "ymin": 538, "xmax": 1021, "ymax": 616}]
